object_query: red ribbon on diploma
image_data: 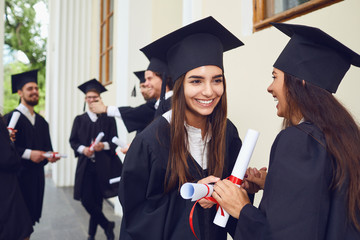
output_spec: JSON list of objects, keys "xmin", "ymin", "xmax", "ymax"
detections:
[
  {"xmin": 188, "ymin": 175, "xmax": 243, "ymax": 239},
  {"xmin": 7, "ymin": 127, "xmax": 14, "ymax": 132},
  {"xmin": 189, "ymin": 184, "xmax": 224, "ymax": 240},
  {"xmin": 52, "ymin": 152, "xmax": 58, "ymax": 158}
]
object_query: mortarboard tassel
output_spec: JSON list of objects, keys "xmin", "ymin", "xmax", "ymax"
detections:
[{"xmin": 131, "ymin": 85, "xmax": 136, "ymax": 97}]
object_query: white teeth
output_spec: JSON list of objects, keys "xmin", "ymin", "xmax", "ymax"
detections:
[
  {"xmin": 274, "ymin": 97, "xmax": 278, "ymax": 102},
  {"xmin": 197, "ymin": 99, "xmax": 213, "ymax": 104}
]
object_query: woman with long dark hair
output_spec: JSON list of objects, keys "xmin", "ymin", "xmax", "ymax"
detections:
[
  {"xmin": 118, "ymin": 17, "xmax": 244, "ymax": 240},
  {"xmin": 212, "ymin": 23, "xmax": 360, "ymax": 239}
]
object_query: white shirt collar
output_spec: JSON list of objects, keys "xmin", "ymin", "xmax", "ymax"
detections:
[
  {"xmin": 155, "ymin": 90, "xmax": 173, "ymax": 109},
  {"xmin": 87, "ymin": 110, "xmax": 98, "ymax": 122},
  {"xmin": 162, "ymin": 109, "xmax": 210, "ymax": 170},
  {"xmin": 16, "ymin": 103, "xmax": 36, "ymax": 126}
]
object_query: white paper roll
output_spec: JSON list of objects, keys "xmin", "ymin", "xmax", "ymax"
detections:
[
  {"xmin": 90, "ymin": 132, "xmax": 105, "ymax": 151},
  {"xmin": 180, "ymin": 183, "xmax": 214, "ymax": 201},
  {"xmin": 43, "ymin": 152, "xmax": 67, "ymax": 158},
  {"xmin": 112, "ymin": 136, "xmax": 127, "ymax": 149},
  {"xmin": 7, "ymin": 111, "xmax": 21, "ymax": 133},
  {"xmin": 109, "ymin": 176, "xmax": 121, "ymax": 184},
  {"xmin": 213, "ymin": 128, "xmax": 260, "ymax": 228}
]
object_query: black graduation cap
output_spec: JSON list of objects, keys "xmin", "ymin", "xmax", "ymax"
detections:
[
  {"xmin": 78, "ymin": 78, "xmax": 107, "ymax": 94},
  {"xmin": 11, "ymin": 69, "xmax": 38, "ymax": 93},
  {"xmin": 271, "ymin": 22, "xmax": 360, "ymax": 93},
  {"xmin": 140, "ymin": 16, "xmax": 244, "ymax": 82},
  {"xmin": 133, "ymin": 71, "xmax": 146, "ymax": 84},
  {"xmin": 146, "ymin": 58, "xmax": 168, "ymax": 74}
]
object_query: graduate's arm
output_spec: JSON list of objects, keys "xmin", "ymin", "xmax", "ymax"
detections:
[
  {"xmin": 0, "ymin": 122, "xmax": 19, "ymax": 169},
  {"xmin": 69, "ymin": 116, "xmax": 83, "ymax": 157},
  {"xmin": 235, "ymin": 128, "xmax": 331, "ymax": 240},
  {"xmin": 118, "ymin": 103, "xmax": 155, "ymax": 133},
  {"xmin": 118, "ymin": 136, "xmax": 167, "ymax": 239},
  {"xmin": 107, "ymin": 117, "xmax": 119, "ymax": 152}
]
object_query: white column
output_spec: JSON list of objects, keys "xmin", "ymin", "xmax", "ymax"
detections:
[
  {"xmin": 0, "ymin": 0, "xmax": 4, "ymax": 109},
  {"xmin": 46, "ymin": 0, "xmax": 93, "ymax": 186},
  {"xmin": 182, "ymin": 0, "xmax": 202, "ymax": 26}
]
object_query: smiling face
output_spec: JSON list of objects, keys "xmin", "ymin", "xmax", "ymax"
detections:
[
  {"xmin": 183, "ymin": 65, "xmax": 224, "ymax": 125},
  {"xmin": 144, "ymin": 70, "xmax": 162, "ymax": 100},
  {"xmin": 18, "ymin": 82, "xmax": 39, "ymax": 106},
  {"xmin": 267, "ymin": 68, "xmax": 288, "ymax": 118}
]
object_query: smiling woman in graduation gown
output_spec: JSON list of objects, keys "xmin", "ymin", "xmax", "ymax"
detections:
[
  {"xmin": 212, "ymin": 23, "xmax": 360, "ymax": 240},
  {"xmin": 0, "ymin": 116, "xmax": 33, "ymax": 239},
  {"xmin": 119, "ymin": 16, "xmax": 245, "ymax": 240}
]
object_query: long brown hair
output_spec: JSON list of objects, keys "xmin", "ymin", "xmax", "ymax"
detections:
[
  {"xmin": 283, "ymin": 73, "xmax": 360, "ymax": 230},
  {"xmin": 164, "ymin": 74, "xmax": 228, "ymax": 192}
]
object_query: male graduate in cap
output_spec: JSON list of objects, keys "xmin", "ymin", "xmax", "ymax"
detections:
[
  {"xmin": 89, "ymin": 58, "xmax": 173, "ymax": 136},
  {"xmin": 4, "ymin": 69, "xmax": 60, "ymax": 232},
  {"xmin": 69, "ymin": 79, "xmax": 123, "ymax": 240},
  {"xmin": 134, "ymin": 70, "xmax": 152, "ymax": 101}
]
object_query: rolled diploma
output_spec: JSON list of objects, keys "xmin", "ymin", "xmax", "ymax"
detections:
[
  {"xmin": 43, "ymin": 152, "xmax": 67, "ymax": 158},
  {"xmin": 89, "ymin": 132, "xmax": 105, "ymax": 151},
  {"xmin": 112, "ymin": 136, "xmax": 127, "ymax": 149},
  {"xmin": 109, "ymin": 176, "xmax": 121, "ymax": 184},
  {"xmin": 213, "ymin": 128, "xmax": 260, "ymax": 228},
  {"xmin": 7, "ymin": 111, "xmax": 21, "ymax": 133},
  {"xmin": 180, "ymin": 183, "xmax": 213, "ymax": 201}
]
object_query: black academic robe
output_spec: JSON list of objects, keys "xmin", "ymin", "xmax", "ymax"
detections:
[
  {"xmin": 4, "ymin": 110, "xmax": 52, "ymax": 225},
  {"xmin": 235, "ymin": 122, "xmax": 360, "ymax": 240},
  {"xmin": 0, "ymin": 116, "xmax": 33, "ymax": 239},
  {"xmin": 119, "ymin": 99, "xmax": 156, "ymax": 134},
  {"xmin": 69, "ymin": 113, "xmax": 123, "ymax": 200},
  {"xmin": 118, "ymin": 116, "xmax": 242, "ymax": 240},
  {"xmin": 154, "ymin": 96, "xmax": 172, "ymax": 118}
]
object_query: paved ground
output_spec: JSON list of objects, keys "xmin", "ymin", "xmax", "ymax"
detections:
[{"xmin": 31, "ymin": 177, "xmax": 121, "ymax": 240}]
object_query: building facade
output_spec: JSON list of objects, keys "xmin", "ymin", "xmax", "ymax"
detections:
[{"xmin": 45, "ymin": 0, "xmax": 360, "ymax": 215}]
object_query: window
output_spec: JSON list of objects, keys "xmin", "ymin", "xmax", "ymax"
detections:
[
  {"xmin": 99, "ymin": 0, "xmax": 114, "ymax": 85},
  {"xmin": 253, "ymin": 0, "xmax": 343, "ymax": 32}
]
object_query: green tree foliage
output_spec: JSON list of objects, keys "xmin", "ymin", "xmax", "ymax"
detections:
[{"xmin": 3, "ymin": 0, "xmax": 47, "ymax": 115}]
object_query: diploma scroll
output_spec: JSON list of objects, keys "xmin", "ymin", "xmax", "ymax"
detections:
[
  {"xmin": 7, "ymin": 111, "xmax": 21, "ymax": 133},
  {"xmin": 89, "ymin": 132, "xmax": 105, "ymax": 151},
  {"xmin": 43, "ymin": 152, "xmax": 67, "ymax": 158},
  {"xmin": 112, "ymin": 136, "xmax": 127, "ymax": 149},
  {"xmin": 213, "ymin": 128, "xmax": 260, "ymax": 228},
  {"xmin": 180, "ymin": 183, "xmax": 213, "ymax": 201},
  {"xmin": 109, "ymin": 176, "xmax": 121, "ymax": 184}
]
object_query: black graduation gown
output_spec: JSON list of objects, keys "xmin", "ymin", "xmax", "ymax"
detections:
[
  {"xmin": 154, "ymin": 96, "xmax": 172, "ymax": 118},
  {"xmin": 118, "ymin": 116, "xmax": 242, "ymax": 240},
  {"xmin": 235, "ymin": 122, "xmax": 360, "ymax": 240},
  {"xmin": 4, "ymin": 110, "xmax": 52, "ymax": 225},
  {"xmin": 69, "ymin": 113, "xmax": 123, "ymax": 200},
  {"xmin": 118, "ymin": 99, "xmax": 156, "ymax": 134},
  {"xmin": 0, "ymin": 116, "xmax": 33, "ymax": 239}
]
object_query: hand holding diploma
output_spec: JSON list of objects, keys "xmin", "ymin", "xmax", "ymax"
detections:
[
  {"xmin": 43, "ymin": 152, "xmax": 67, "ymax": 158},
  {"xmin": 89, "ymin": 132, "xmax": 105, "ymax": 151},
  {"xmin": 213, "ymin": 179, "xmax": 250, "ymax": 219},
  {"xmin": 213, "ymin": 128, "xmax": 260, "ymax": 227},
  {"xmin": 112, "ymin": 136, "xmax": 130, "ymax": 154},
  {"xmin": 180, "ymin": 176, "xmax": 219, "ymax": 209},
  {"xmin": 43, "ymin": 152, "xmax": 66, "ymax": 163},
  {"xmin": 30, "ymin": 150, "xmax": 47, "ymax": 163},
  {"xmin": 7, "ymin": 111, "xmax": 20, "ymax": 133}
]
